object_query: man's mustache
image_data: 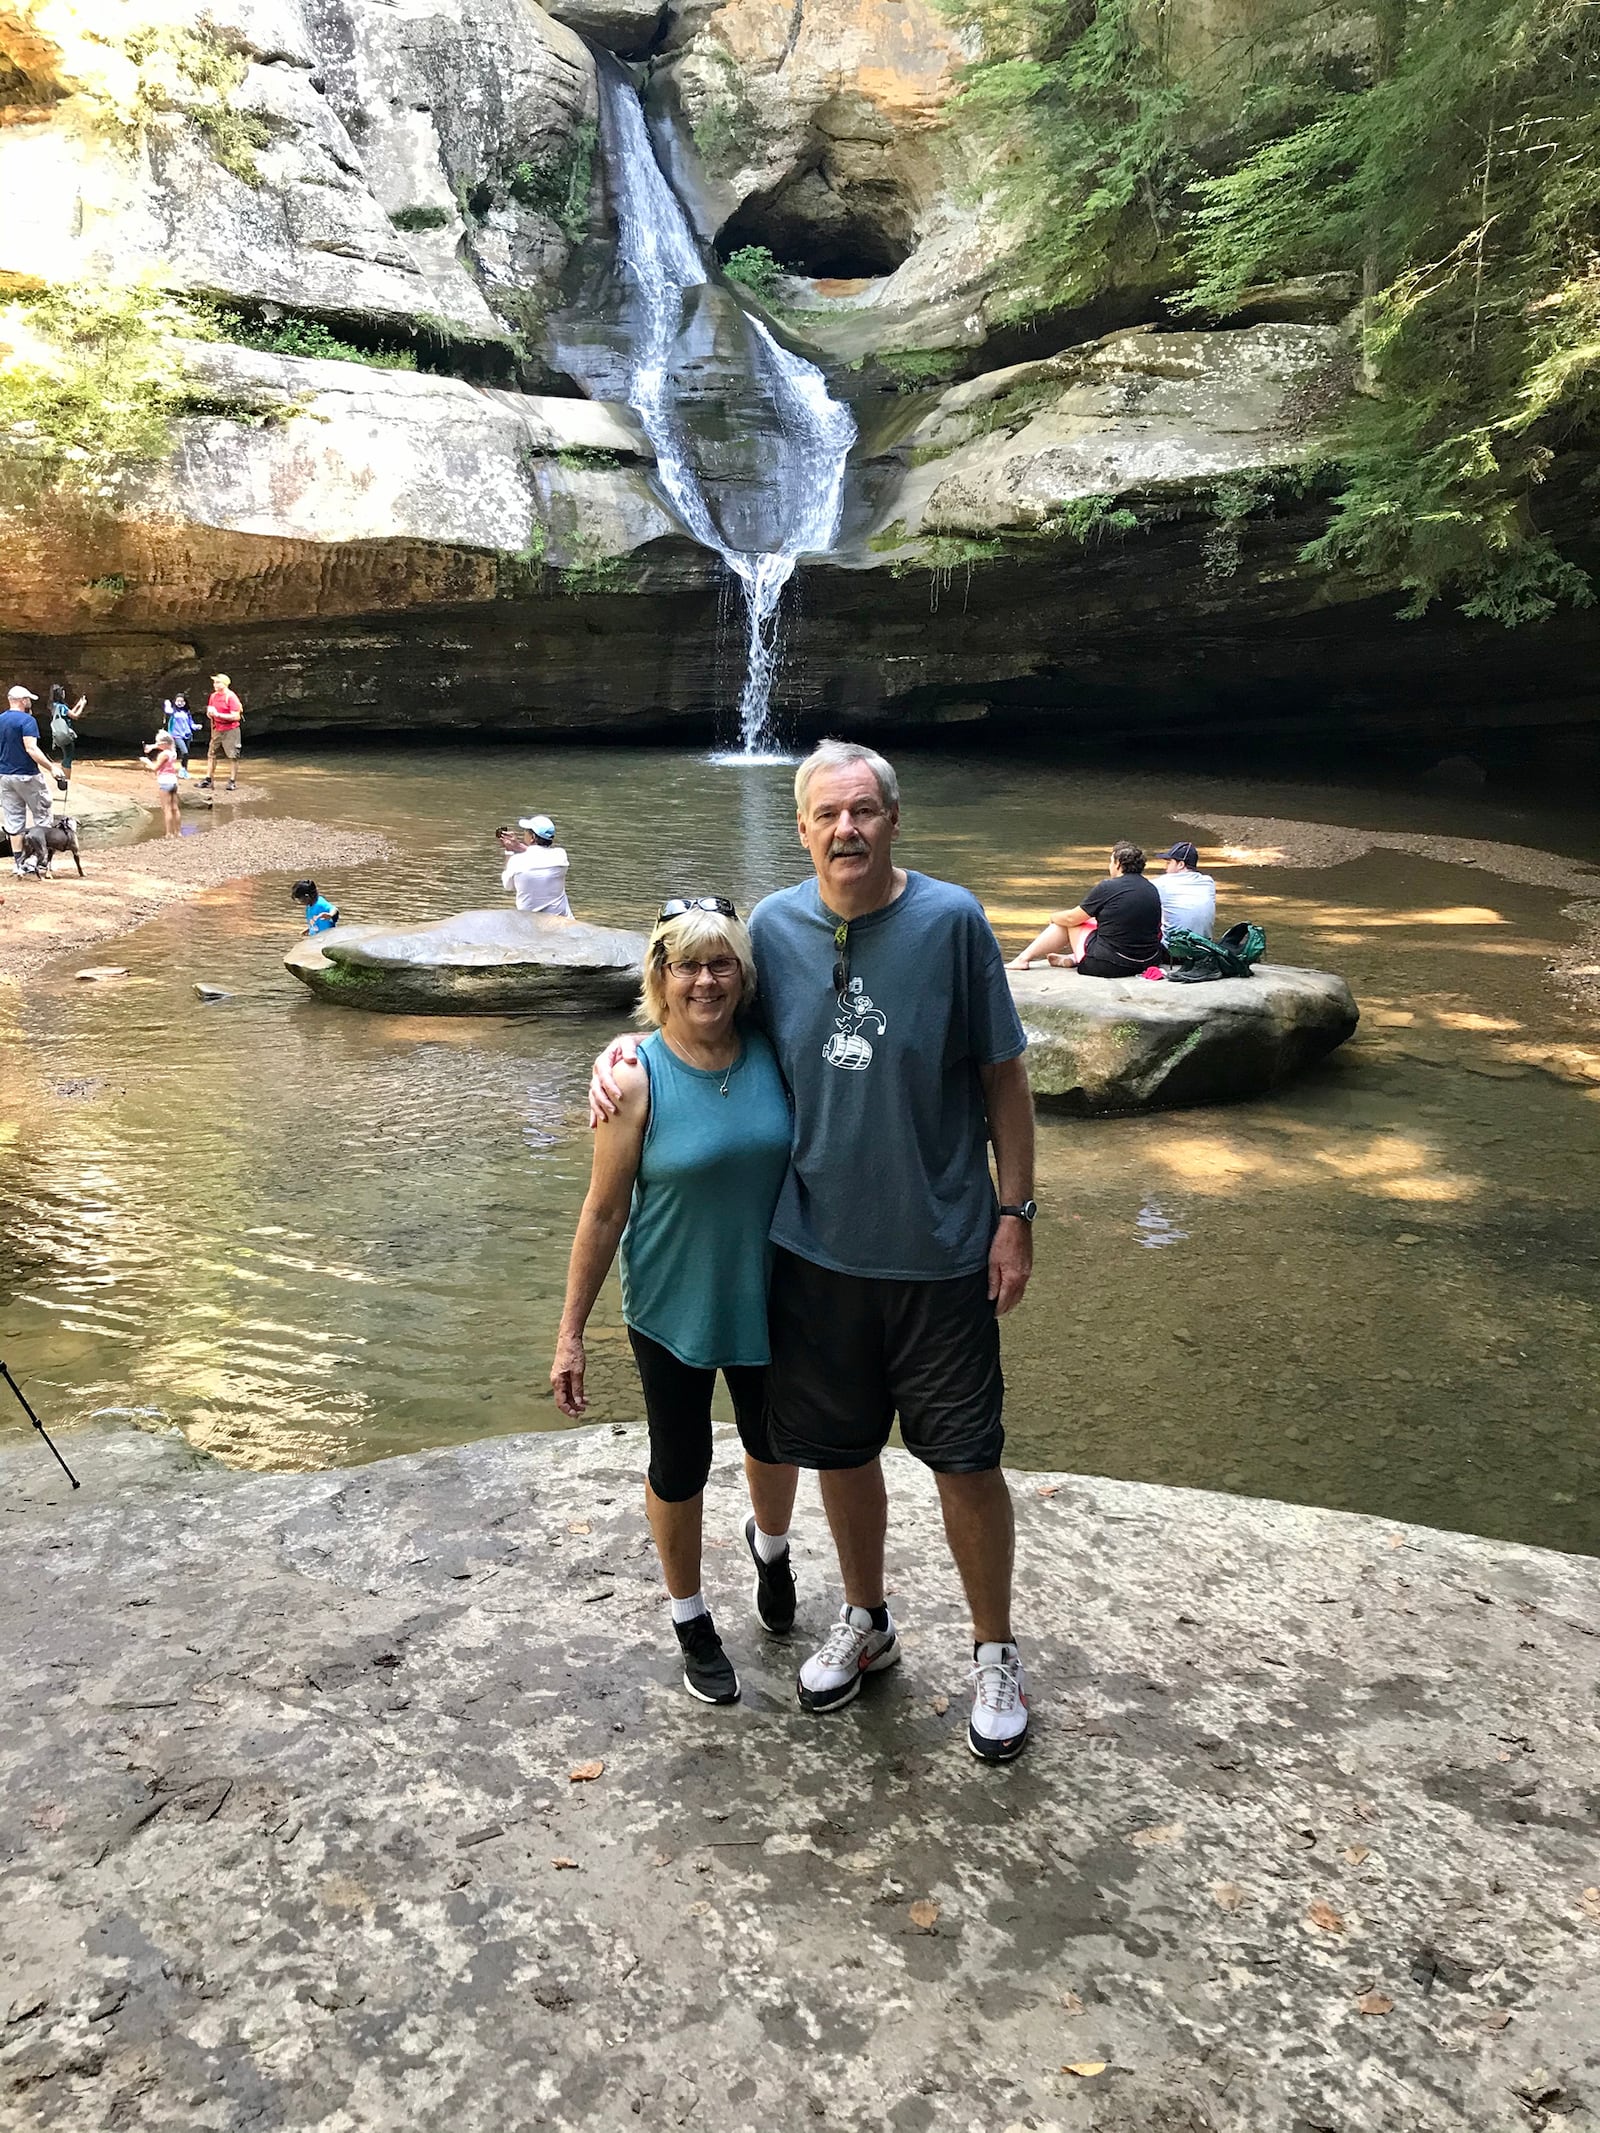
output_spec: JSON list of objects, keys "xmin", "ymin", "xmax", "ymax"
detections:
[{"xmin": 829, "ymin": 839, "xmax": 869, "ymax": 858}]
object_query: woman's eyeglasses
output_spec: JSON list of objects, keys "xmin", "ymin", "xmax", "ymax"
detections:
[
  {"xmin": 666, "ymin": 957, "xmax": 739, "ymax": 980},
  {"xmin": 659, "ymin": 896, "xmax": 738, "ymax": 921}
]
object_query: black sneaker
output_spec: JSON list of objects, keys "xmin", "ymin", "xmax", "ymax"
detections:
[
  {"xmin": 197, "ymin": 777, "xmax": 213, "ymax": 789},
  {"xmin": 744, "ymin": 1515, "xmax": 796, "ymax": 1636},
  {"xmin": 674, "ymin": 1612, "xmax": 740, "ymax": 1704}
]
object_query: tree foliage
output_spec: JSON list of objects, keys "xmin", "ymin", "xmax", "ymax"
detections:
[
  {"xmin": 723, "ymin": 245, "xmax": 784, "ymax": 300},
  {"xmin": 944, "ymin": 0, "xmax": 1600, "ymax": 622},
  {"xmin": 940, "ymin": 0, "xmax": 1194, "ymax": 318},
  {"xmin": 0, "ymin": 280, "xmax": 184, "ymax": 493}
]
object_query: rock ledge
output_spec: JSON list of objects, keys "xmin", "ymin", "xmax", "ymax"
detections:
[
  {"xmin": 1012, "ymin": 960, "xmax": 1359, "ymax": 1113},
  {"xmin": 1, "ymin": 1425, "xmax": 1596, "ymax": 2130},
  {"xmin": 286, "ymin": 908, "xmax": 647, "ymax": 1014}
]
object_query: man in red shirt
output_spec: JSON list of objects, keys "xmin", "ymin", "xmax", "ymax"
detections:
[{"xmin": 200, "ymin": 672, "xmax": 244, "ymax": 792}]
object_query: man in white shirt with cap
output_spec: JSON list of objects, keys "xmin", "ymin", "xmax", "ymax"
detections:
[
  {"xmin": 499, "ymin": 813, "xmax": 573, "ymax": 917},
  {"xmin": 1153, "ymin": 841, "xmax": 1218, "ymax": 940}
]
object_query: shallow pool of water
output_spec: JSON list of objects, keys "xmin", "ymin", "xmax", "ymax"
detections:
[{"xmin": 3, "ymin": 745, "xmax": 1598, "ymax": 1555}]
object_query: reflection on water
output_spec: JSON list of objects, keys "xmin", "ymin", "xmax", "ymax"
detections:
[{"xmin": 2, "ymin": 745, "xmax": 1598, "ymax": 1556}]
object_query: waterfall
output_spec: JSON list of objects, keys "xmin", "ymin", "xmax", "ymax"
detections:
[{"xmin": 591, "ymin": 59, "xmax": 856, "ymax": 756}]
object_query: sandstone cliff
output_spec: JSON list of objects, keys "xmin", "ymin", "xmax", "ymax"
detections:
[
  {"xmin": 1, "ymin": 0, "xmax": 596, "ymax": 358},
  {"xmin": 2, "ymin": 0, "xmax": 1593, "ymax": 745}
]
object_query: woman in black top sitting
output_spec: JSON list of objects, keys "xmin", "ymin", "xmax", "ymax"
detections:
[{"xmin": 1008, "ymin": 840, "xmax": 1165, "ymax": 978}]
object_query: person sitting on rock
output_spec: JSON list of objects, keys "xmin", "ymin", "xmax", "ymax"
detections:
[
  {"xmin": 1153, "ymin": 841, "xmax": 1217, "ymax": 940},
  {"xmin": 499, "ymin": 812, "xmax": 572, "ymax": 917},
  {"xmin": 1008, "ymin": 840, "xmax": 1165, "ymax": 978}
]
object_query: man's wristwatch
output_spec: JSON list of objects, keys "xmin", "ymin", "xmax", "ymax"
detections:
[{"xmin": 998, "ymin": 1200, "xmax": 1038, "ymax": 1222}]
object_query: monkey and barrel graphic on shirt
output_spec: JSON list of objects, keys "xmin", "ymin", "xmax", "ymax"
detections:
[{"xmin": 823, "ymin": 976, "xmax": 888, "ymax": 1071}]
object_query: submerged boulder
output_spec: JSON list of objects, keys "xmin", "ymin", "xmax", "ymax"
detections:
[
  {"xmin": 285, "ymin": 909, "xmax": 647, "ymax": 1014},
  {"xmin": 1011, "ymin": 962, "xmax": 1358, "ymax": 1115}
]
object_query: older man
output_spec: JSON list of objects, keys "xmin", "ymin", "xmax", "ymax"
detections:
[
  {"xmin": 595, "ymin": 740, "xmax": 1036, "ymax": 1761},
  {"xmin": 198, "ymin": 673, "xmax": 244, "ymax": 792},
  {"xmin": 1, "ymin": 685, "xmax": 65, "ymax": 876}
]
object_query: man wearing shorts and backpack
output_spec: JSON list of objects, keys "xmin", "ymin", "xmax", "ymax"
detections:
[
  {"xmin": 199, "ymin": 673, "xmax": 244, "ymax": 791},
  {"xmin": 595, "ymin": 741, "xmax": 1037, "ymax": 1761}
]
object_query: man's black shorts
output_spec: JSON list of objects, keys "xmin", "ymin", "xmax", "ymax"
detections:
[{"xmin": 764, "ymin": 1247, "xmax": 1004, "ymax": 1474}]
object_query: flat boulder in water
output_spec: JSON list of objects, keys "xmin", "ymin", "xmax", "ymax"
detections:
[
  {"xmin": 1011, "ymin": 962, "xmax": 1358, "ymax": 1114},
  {"xmin": 285, "ymin": 909, "xmax": 646, "ymax": 1015}
]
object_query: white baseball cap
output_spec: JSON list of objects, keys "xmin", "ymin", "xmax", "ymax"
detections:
[
  {"xmin": 7, "ymin": 684, "xmax": 37, "ymax": 701},
  {"xmin": 518, "ymin": 814, "xmax": 556, "ymax": 842}
]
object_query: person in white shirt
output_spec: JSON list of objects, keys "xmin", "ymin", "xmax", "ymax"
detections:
[
  {"xmin": 1153, "ymin": 842, "xmax": 1217, "ymax": 939},
  {"xmin": 498, "ymin": 813, "xmax": 573, "ymax": 917}
]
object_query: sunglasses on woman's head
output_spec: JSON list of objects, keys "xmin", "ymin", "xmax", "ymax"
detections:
[{"xmin": 659, "ymin": 896, "xmax": 738, "ymax": 921}]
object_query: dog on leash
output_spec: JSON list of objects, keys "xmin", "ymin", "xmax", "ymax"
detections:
[{"xmin": 18, "ymin": 817, "xmax": 83, "ymax": 878}]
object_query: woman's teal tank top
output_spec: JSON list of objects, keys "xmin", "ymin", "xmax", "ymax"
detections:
[{"xmin": 620, "ymin": 1028, "xmax": 792, "ymax": 1370}]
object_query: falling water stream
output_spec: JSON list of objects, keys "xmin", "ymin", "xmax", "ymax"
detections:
[{"xmin": 591, "ymin": 60, "xmax": 856, "ymax": 754}]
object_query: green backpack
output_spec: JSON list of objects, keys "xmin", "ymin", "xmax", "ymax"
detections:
[{"xmin": 1165, "ymin": 921, "xmax": 1267, "ymax": 983}]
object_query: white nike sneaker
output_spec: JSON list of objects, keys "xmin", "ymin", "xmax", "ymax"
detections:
[
  {"xmin": 968, "ymin": 1641, "xmax": 1029, "ymax": 1762},
  {"xmin": 797, "ymin": 1603, "xmax": 900, "ymax": 1712}
]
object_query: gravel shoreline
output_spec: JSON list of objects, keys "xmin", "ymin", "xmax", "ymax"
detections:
[
  {"xmin": 1178, "ymin": 810, "xmax": 1600, "ymax": 1023},
  {"xmin": 0, "ymin": 818, "xmax": 393, "ymax": 984},
  {"xmin": 1176, "ymin": 809, "xmax": 1600, "ymax": 893}
]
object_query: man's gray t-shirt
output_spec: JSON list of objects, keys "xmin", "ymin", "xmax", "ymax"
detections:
[{"xmin": 749, "ymin": 871, "xmax": 1026, "ymax": 1282}]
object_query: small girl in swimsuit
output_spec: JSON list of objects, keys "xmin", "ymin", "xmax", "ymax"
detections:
[{"xmin": 140, "ymin": 729, "xmax": 182, "ymax": 835}]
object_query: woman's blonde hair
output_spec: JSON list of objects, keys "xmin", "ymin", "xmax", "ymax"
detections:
[{"xmin": 636, "ymin": 908, "xmax": 758, "ymax": 1028}]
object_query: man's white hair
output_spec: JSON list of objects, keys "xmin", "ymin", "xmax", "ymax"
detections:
[{"xmin": 794, "ymin": 740, "xmax": 900, "ymax": 816}]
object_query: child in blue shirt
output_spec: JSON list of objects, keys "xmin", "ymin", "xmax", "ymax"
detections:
[
  {"xmin": 164, "ymin": 695, "xmax": 196, "ymax": 776},
  {"xmin": 291, "ymin": 878, "xmax": 339, "ymax": 934}
]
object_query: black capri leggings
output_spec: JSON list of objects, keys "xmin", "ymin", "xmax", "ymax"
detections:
[{"xmin": 627, "ymin": 1327, "xmax": 780, "ymax": 1502}]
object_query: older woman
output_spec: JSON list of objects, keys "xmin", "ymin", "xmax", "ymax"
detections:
[{"xmin": 551, "ymin": 897, "xmax": 797, "ymax": 1705}]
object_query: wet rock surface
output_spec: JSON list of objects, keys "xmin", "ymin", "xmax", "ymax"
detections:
[
  {"xmin": 285, "ymin": 907, "xmax": 647, "ymax": 1012},
  {"xmin": 2, "ymin": 1424, "xmax": 1597, "ymax": 2130},
  {"xmin": 1012, "ymin": 962, "xmax": 1360, "ymax": 1114}
]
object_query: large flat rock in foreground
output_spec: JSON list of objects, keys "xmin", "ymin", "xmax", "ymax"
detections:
[
  {"xmin": 285, "ymin": 908, "xmax": 646, "ymax": 1014},
  {"xmin": 1011, "ymin": 961, "xmax": 1359, "ymax": 1113},
  {"xmin": 2, "ymin": 1427, "xmax": 1596, "ymax": 2130}
]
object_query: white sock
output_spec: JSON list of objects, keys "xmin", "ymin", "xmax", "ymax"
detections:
[
  {"xmin": 670, "ymin": 1592, "xmax": 708, "ymax": 1624},
  {"xmin": 751, "ymin": 1525, "xmax": 790, "ymax": 1563}
]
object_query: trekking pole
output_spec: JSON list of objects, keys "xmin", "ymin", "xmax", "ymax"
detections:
[{"xmin": 0, "ymin": 1362, "xmax": 81, "ymax": 1488}]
